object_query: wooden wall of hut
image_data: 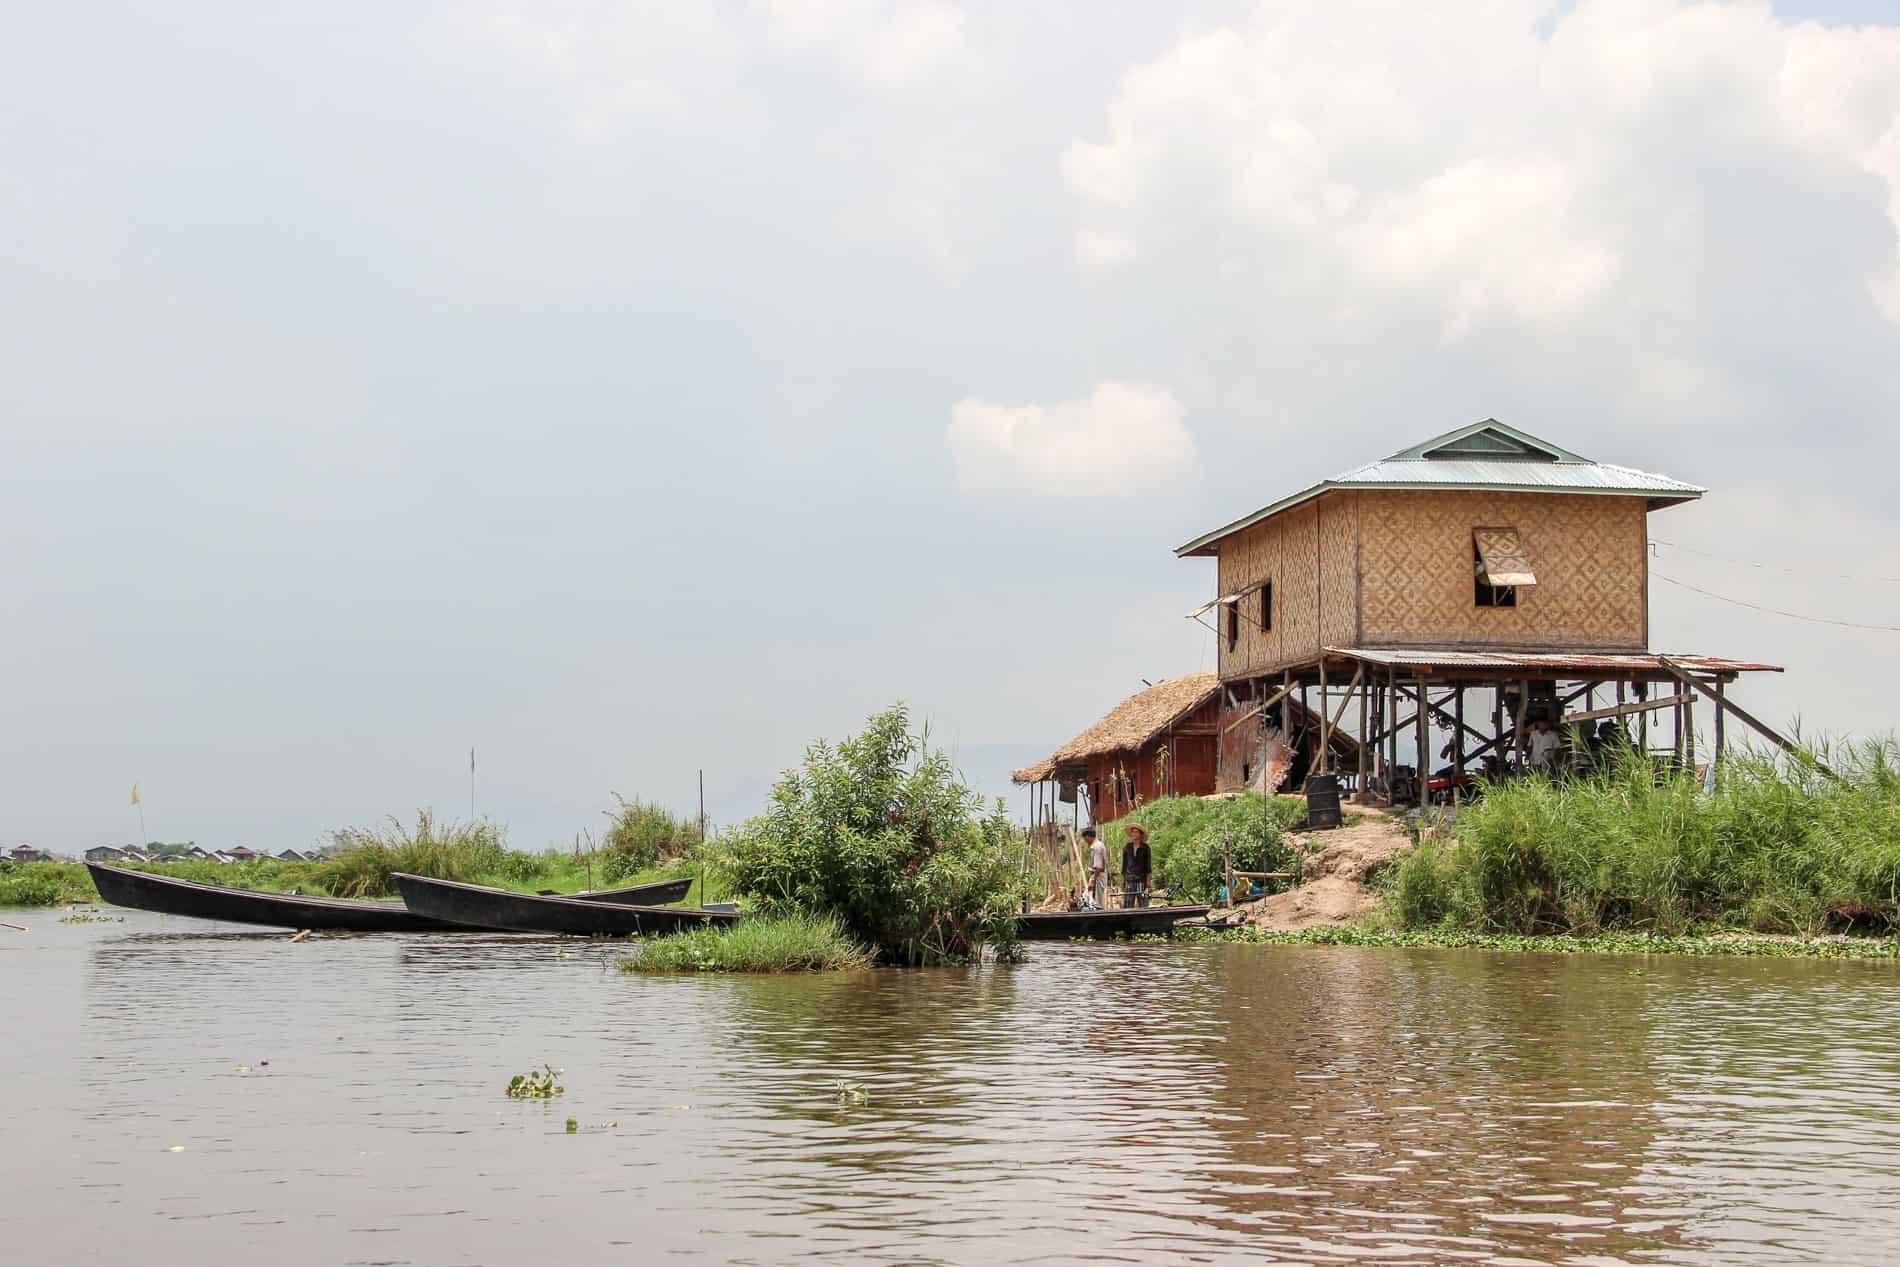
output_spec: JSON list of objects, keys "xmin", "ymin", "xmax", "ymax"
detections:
[{"xmin": 1082, "ymin": 694, "xmax": 1219, "ymax": 822}]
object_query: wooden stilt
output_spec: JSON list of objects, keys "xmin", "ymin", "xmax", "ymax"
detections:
[
  {"xmin": 1357, "ymin": 677, "xmax": 1369, "ymax": 796},
  {"xmin": 1415, "ymin": 673, "xmax": 1429, "ymax": 804},
  {"xmin": 1454, "ymin": 687, "xmax": 1466, "ymax": 777},
  {"xmin": 1318, "ymin": 659, "xmax": 1330, "ymax": 776},
  {"xmin": 1714, "ymin": 679, "xmax": 1727, "ymax": 765}
]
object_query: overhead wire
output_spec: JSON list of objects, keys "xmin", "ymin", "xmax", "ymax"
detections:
[
  {"xmin": 1649, "ymin": 537, "xmax": 1900, "ymax": 585},
  {"xmin": 1651, "ymin": 570, "xmax": 1900, "ymax": 633}
]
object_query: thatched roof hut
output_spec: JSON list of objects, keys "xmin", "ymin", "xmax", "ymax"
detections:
[
  {"xmin": 1012, "ymin": 675, "xmax": 1222, "ymax": 820},
  {"xmin": 1012, "ymin": 673, "xmax": 1219, "ymax": 784}
]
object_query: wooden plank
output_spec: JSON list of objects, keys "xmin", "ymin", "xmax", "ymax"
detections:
[
  {"xmin": 1658, "ymin": 658, "xmax": 1834, "ymax": 777},
  {"xmin": 1222, "ymin": 681, "xmax": 1296, "ymax": 735},
  {"xmin": 1561, "ymin": 692, "xmax": 1691, "ymax": 727}
]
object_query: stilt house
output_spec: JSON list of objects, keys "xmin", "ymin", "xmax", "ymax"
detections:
[{"xmin": 1176, "ymin": 420, "xmax": 1782, "ymax": 803}]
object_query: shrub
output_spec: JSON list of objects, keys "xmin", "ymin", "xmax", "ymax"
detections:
[
  {"xmin": 718, "ymin": 704, "xmax": 1025, "ymax": 963},
  {"xmin": 316, "ymin": 811, "xmax": 513, "ymax": 898},
  {"xmin": 598, "ymin": 797, "xmax": 702, "ymax": 880},
  {"xmin": 1383, "ymin": 738, "xmax": 1900, "ymax": 936},
  {"xmin": 624, "ymin": 914, "xmax": 872, "ymax": 973},
  {"xmin": 1098, "ymin": 794, "xmax": 1306, "ymax": 903},
  {"xmin": 0, "ymin": 862, "xmax": 88, "ymax": 907}
]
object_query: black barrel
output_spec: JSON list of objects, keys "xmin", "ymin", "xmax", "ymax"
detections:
[{"xmin": 1303, "ymin": 773, "xmax": 1343, "ymax": 830}]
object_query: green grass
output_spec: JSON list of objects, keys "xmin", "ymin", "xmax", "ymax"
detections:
[
  {"xmin": 622, "ymin": 914, "xmax": 872, "ymax": 974},
  {"xmin": 1383, "ymin": 738, "xmax": 1900, "ymax": 937},
  {"xmin": 1164, "ymin": 923, "xmax": 1900, "ymax": 959},
  {"xmin": 1097, "ymin": 793, "xmax": 1308, "ymax": 903}
]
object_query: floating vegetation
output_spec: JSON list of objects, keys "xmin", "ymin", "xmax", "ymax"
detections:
[
  {"xmin": 1164, "ymin": 923, "xmax": 1900, "ymax": 959},
  {"xmin": 564, "ymin": 1118, "xmax": 619, "ymax": 1134},
  {"xmin": 624, "ymin": 914, "xmax": 871, "ymax": 974},
  {"xmin": 505, "ymin": 1065, "xmax": 565, "ymax": 1099},
  {"xmin": 834, "ymin": 1080, "xmax": 870, "ymax": 1106},
  {"xmin": 58, "ymin": 912, "xmax": 121, "ymax": 924}
]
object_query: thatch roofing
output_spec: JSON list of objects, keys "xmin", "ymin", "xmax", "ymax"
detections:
[{"xmin": 1011, "ymin": 673, "xmax": 1218, "ymax": 784}]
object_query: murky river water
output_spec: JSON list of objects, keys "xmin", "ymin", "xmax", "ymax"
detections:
[{"xmin": 5, "ymin": 910, "xmax": 1900, "ymax": 1264}]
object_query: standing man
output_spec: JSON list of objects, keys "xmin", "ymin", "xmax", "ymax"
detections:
[
  {"xmin": 1121, "ymin": 824, "xmax": 1153, "ymax": 909},
  {"xmin": 1528, "ymin": 717, "xmax": 1563, "ymax": 772},
  {"xmin": 1083, "ymin": 826, "xmax": 1107, "ymax": 911}
]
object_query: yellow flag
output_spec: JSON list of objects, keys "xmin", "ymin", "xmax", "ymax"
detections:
[{"xmin": 130, "ymin": 782, "xmax": 140, "ymax": 806}]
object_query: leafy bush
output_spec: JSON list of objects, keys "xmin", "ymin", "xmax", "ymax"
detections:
[
  {"xmin": 625, "ymin": 914, "xmax": 872, "ymax": 973},
  {"xmin": 0, "ymin": 862, "xmax": 88, "ymax": 907},
  {"xmin": 718, "ymin": 704, "xmax": 1025, "ymax": 963},
  {"xmin": 1098, "ymin": 794, "xmax": 1306, "ymax": 903},
  {"xmin": 1383, "ymin": 738, "xmax": 1900, "ymax": 936},
  {"xmin": 598, "ymin": 796, "xmax": 702, "ymax": 880}
]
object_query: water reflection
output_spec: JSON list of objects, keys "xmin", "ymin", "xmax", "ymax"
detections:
[{"xmin": 2, "ymin": 911, "xmax": 1898, "ymax": 1264}]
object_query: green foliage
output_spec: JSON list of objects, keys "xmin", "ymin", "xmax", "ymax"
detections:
[
  {"xmin": 718, "ymin": 704, "xmax": 1025, "ymax": 963},
  {"xmin": 0, "ymin": 862, "xmax": 95, "ymax": 907},
  {"xmin": 1170, "ymin": 922, "xmax": 1900, "ymax": 959},
  {"xmin": 1098, "ymin": 794, "xmax": 1307, "ymax": 903},
  {"xmin": 318, "ymin": 811, "xmax": 512, "ymax": 898},
  {"xmin": 1382, "ymin": 738, "xmax": 1900, "ymax": 936},
  {"xmin": 599, "ymin": 796, "xmax": 703, "ymax": 880},
  {"xmin": 505, "ymin": 1065, "xmax": 564, "ymax": 1099},
  {"xmin": 624, "ymin": 913, "xmax": 873, "ymax": 973}
]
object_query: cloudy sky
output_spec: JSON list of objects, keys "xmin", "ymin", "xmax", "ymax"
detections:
[{"xmin": 4, "ymin": 0, "xmax": 1898, "ymax": 852}]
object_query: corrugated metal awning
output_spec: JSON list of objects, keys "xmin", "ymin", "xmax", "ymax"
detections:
[
  {"xmin": 1474, "ymin": 527, "xmax": 1536, "ymax": 587},
  {"xmin": 1324, "ymin": 647, "xmax": 1782, "ymax": 675}
]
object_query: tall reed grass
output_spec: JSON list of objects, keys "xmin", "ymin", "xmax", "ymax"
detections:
[{"xmin": 1385, "ymin": 738, "xmax": 1900, "ymax": 936}]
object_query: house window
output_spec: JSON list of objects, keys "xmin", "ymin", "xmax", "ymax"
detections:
[
  {"xmin": 1473, "ymin": 528, "xmax": 1535, "ymax": 608},
  {"xmin": 1260, "ymin": 580, "xmax": 1273, "ymax": 632},
  {"xmin": 1226, "ymin": 601, "xmax": 1239, "ymax": 650}
]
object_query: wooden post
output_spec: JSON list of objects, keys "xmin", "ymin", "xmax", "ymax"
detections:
[
  {"xmin": 1687, "ymin": 694, "xmax": 1697, "ymax": 765},
  {"xmin": 1281, "ymin": 669, "xmax": 1292, "ymax": 740},
  {"xmin": 1357, "ymin": 675, "xmax": 1369, "ymax": 795},
  {"xmin": 1453, "ymin": 687, "xmax": 1466, "ymax": 777},
  {"xmin": 1512, "ymin": 679, "xmax": 1530, "ymax": 768},
  {"xmin": 1713, "ymin": 679, "xmax": 1727, "ymax": 765},
  {"xmin": 1638, "ymin": 680, "xmax": 1649, "ymax": 753},
  {"xmin": 1387, "ymin": 668, "xmax": 1398, "ymax": 799},
  {"xmin": 1415, "ymin": 673, "xmax": 1429, "ymax": 803},
  {"xmin": 1318, "ymin": 659, "xmax": 1330, "ymax": 775}
]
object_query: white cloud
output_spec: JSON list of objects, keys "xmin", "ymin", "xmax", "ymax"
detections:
[
  {"xmin": 763, "ymin": 0, "xmax": 964, "ymax": 83},
  {"xmin": 948, "ymin": 382, "xmax": 1199, "ymax": 497},
  {"xmin": 1063, "ymin": 0, "xmax": 1900, "ymax": 345},
  {"xmin": 1074, "ymin": 228, "xmax": 1135, "ymax": 270}
]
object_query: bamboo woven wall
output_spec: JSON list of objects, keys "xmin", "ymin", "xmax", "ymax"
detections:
[
  {"xmin": 1217, "ymin": 501, "xmax": 1323, "ymax": 678},
  {"xmin": 1357, "ymin": 490, "xmax": 1647, "ymax": 648}
]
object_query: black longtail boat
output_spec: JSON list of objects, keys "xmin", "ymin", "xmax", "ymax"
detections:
[
  {"xmin": 393, "ymin": 873, "xmax": 740, "ymax": 936},
  {"xmin": 87, "ymin": 864, "xmax": 691, "ymax": 933},
  {"xmin": 1015, "ymin": 904, "xmax": 1213, "ymax": 940}
]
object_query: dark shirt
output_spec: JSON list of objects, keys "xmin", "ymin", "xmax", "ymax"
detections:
[{"xmin": 1121, "ymin": 841, "xmax": 1151, "ymax": 884}]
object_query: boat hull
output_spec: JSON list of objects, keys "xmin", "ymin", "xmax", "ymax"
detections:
[
  {"xmin": 87, "ymin": 865, "xmax": 693, "ymax": 932},
  {"xmin": 1016, "ymin": 905, "xmax": 1213, "ymax": 941},
  {"xmin": 88, "ymin": 863, "xmax": 465, "ymax": 932},
  {"xmin": 394, "ymin": 873, "xmax": 740, "ymax": 936}
]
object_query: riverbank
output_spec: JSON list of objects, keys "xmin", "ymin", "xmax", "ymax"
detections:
[{"xmin": 1168, "ymin": 923, "xmax": 1900, "ymax": 959}]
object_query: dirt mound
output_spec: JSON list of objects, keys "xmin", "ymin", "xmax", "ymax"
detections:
[{"xmin": 1237, "ymin": 810, "xmax": 1413, "ymax": 932}]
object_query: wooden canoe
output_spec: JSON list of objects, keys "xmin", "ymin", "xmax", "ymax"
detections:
[
  {"xmin": 86, "ymin": 864, "xmax": 691, "ymax": 932},
  {"xmin": 393, "ymin": 873, "xmax": 740, "ymax": 936},
  {"xmin": 1016, "ymin": 904, "xmax": 1213, "ymax": 941}
]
